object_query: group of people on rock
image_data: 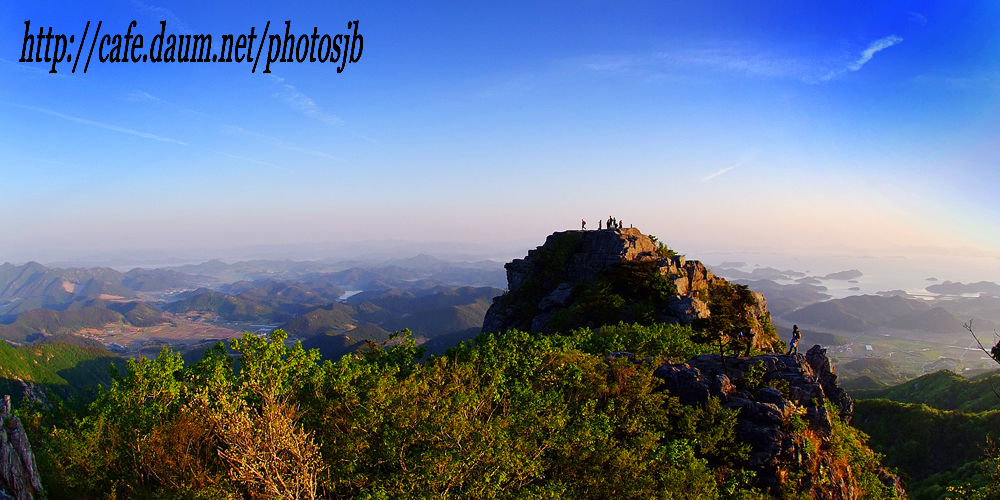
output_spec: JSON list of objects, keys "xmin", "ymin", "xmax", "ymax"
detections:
[{"xmin": 581, "ymin": 216, "xmax": 628, "ymax": 231}]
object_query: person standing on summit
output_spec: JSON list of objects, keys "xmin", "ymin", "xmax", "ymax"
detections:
[
  {"xmin": 787, "ymin": 325, "xmax": 801, "ymax": 355},
  {"xmin": 582, "ymin": 219, "xmax": 587, "ymax": 230}
]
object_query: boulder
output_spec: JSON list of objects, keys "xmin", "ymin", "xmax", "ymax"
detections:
[{"xmin": 537, "ymin": 283, "xmax": 574, "ymax": 310}]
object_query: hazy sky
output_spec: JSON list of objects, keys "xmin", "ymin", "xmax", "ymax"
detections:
[{"xmin": 2, "ymin": 1, "xmax": 999, "ymax": 268}]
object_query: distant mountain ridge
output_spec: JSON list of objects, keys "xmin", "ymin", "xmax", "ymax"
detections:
[
  {"xmin": 731, "ymin": 279, "xmax": 831, "ymax": 316},
  {"xmin": 0, "ymin": 261, "xmax": 212, "ymax": 319},
  {"xmin": 926, "ymin": 280, "xmax": 1000, "ymax": 296},
  {"xmin": 166, "ymin": 255, "xmax": 506, "ymax": 288},
  {"xmin": 284, "ymin": 285, "xmax": 503, "ymax": 360},
  {"xmin": 785, "ymin": 294, "xmax": 981, "ymax": 333},
  {"xmin": 0, "ymin": 256, "xmax": 506, "ymax": 323}
]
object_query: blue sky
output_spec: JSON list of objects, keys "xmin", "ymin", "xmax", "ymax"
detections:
[{"xmin": 2, "ymin": 1, "xmax": 999, "ymax": 270}]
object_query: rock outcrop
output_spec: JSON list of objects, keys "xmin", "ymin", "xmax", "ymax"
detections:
[
  {"xmin": 654, "ymin": 345, "xmax": 904, "ymax": 498},
  {"xmin": 0, "ymin": 396, "xmax": 43, "ymax": 500},
  {"xmin": 483, "ymin": 229, "xmax": 774, "ymax": 347}
]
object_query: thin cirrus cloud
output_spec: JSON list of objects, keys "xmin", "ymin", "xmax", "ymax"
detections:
[
  {"xmin": 221, "ymin": 125, "xmax": 344, "ymax": 161},
  {"xmin": 701, "ymin": 149, "xmax": 758, "ymax": 182},
  {"xmin": 129, "ymin": 0, "xmax": 195, "ymax": 35},
  {"xmin": 701, "ymin": 164, "xmax": 739, "ymax": 182},
  {"xmin": 908, "ymin": 12, "xmax": 928, "ymax": 25},
  {"xmin": 584, "ymin": 47, "xmax": 808, "ymax": 80},
  {"xmin": 127, "ymin": 90, "xmax": 162, "ymax": 103},
  {"xmin": 848, "ymin": 36, "xmax": 904, "ymax": 71},
  {"xmin": 583, "ymin": 36, "xmax": 903, "ymax": 85},
  {"xmin": 272, "ymin": 77, "xmax": 344, "ymax": 125},
  {"xmin": 14, "ymin": 104, "xmax": 187, "ymax": 145},
  {"xmin": 206, "ymin": 149, "xmax": 289, "ymax": 171},
  {"xmin": 124, "ymin": 90, "xmax": 214, "ymax": 118},
  {"xmin": 821, "ymin": 35, "xmax": 903, "ymax": 81}
]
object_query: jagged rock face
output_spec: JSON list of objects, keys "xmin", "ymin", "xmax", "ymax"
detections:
[
  {"xmin": 654, "ymin": 345, "xmax": 903, "ymax": 498},
  {"xmin": 483, "ymin": 229, "xmax": 773, "ymax": 347},
  {"xmin": 0, "ymin": 396, "xmax": 43, "ymax": 500}
]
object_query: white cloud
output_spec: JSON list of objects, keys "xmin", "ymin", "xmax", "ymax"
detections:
[
  {"xmin": 701, "ymin": 149, "xmax": 758, "ymax": 182},
  {"xmin": 848, "ymin": 36, "xmax": 904, "ymax": 71},
  {"xmin": 584, "ymin": 47, "xmax": 809, "ymax": 80},
  {"xmin": 127, "ymin": 90, "xmax": 161, "ymax": 103},
  {"xmin": 124, "ymin": 90, "xmax": 214, "ymax": 118},
  {"xmin": 820, "ymin": 35, "xmax": 903, "ymax": 81},
  {"xmin": 271, "ymin": 77, "xmax": 343, "ymax": 125},
  {"xmin": 18, "ymin": 104, "xmax": 186, "ymax": 145},
  {"xmin": 129, "ymin": 0, "xmax": 195, "ymax": 35},
  {"xmin": 221, "ymin": 125, "xmax": 343, "ymax": 160},
  {"xmin": 207, "ymin": 149, "xmax": 289, "ymax": 171},
  {"xmin": 582, "ymin": 36, "xmax": 903, "ymax": 85},
  {"xmin": 701, "ymin": 165, "xmax": 738, "ymax": 182}
]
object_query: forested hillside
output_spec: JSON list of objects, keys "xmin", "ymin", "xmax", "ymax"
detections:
[
  {"xmin": 18, "ymin": 326, "xmax": 900, "ymax": 500},
  {"xmin": 0, "ymin": 339, "xmax": 122, "ymax": 400},
  {"xmin": 851, "ymin": 368, "xmax": 1000, "ymax": 499}
]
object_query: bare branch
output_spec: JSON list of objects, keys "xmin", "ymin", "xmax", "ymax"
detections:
[{"xmin": 964, "ymin": 320, "xmax": 1000, "ymax": 401}]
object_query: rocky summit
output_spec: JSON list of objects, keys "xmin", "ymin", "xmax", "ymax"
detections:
[
  {"xmin": 654, "ymin": 345, "xmax": 902, "ymax": 497},
  {"xmin": 483, "ymin": 228, "xmax": 775, "ymax": 347}
]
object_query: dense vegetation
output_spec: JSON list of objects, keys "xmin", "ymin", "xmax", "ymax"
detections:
[
  {"xmin": 853, "ymin": 399, "xmax": 1000, "ymax": 500},
  {"xmin": 851, "ymin": 365, "xmax": 1000, "ymax": 499},
  {"xmin": 17, "ymin": 323, "xmax": 893, "ymax": 500},
  {"xmin": 547, "ymin": 260, "xmax": 681, "ymax": 332},
  {"xmin": 0, "ymin": 340, "xmax": 123, "ymax": 399}
]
